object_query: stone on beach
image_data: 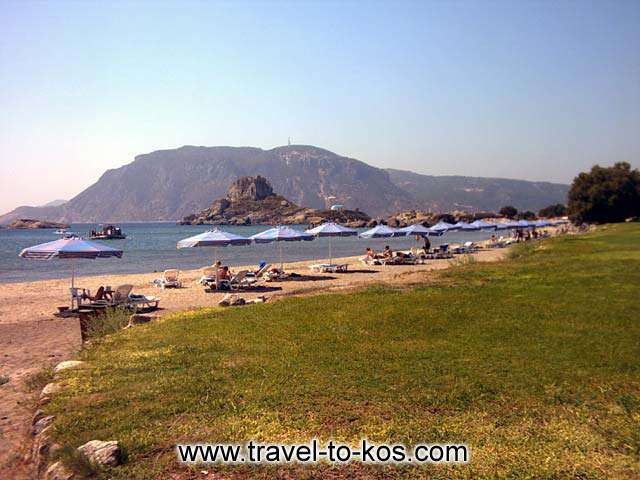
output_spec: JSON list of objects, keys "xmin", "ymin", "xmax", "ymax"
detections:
[
  {"xmin": 45, "ymin": 461, "xmax": 73, "ymax": 480},
  {"xmin": 77, "ymin": 440, "xmax": 122, "ymax": 467},
  {"xmin": 54, "ymin": 360, "xmax": 87, "ymax": 374},
  {"xmin": 40, "ymin": 383, "xmax": 61, "ymax": 398}
]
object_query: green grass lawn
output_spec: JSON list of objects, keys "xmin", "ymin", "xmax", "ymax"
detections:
[{"xmin": 48, "ymin": 224, "xmax": 640, "ymax": 479}]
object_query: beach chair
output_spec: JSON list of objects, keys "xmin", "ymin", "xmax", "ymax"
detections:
[
  {"xmin": 463, "ymin": 241, "xmax": 478, "ymax": 253},
  {"xmin": 309, "ymin": 263, "xmax": 349, "ymax": 273},
  {"xmin": 155, "ymin": 269, "xmax": 182, "ymax": 289},
  {"xmin": 254, "ymin": 263, "xmax": 271, "ymax": 279},
  {"xmin": 436, "ymin": 244, "xmax": 453, "ymax": 259},
  {"xmin": 229, "ymin": 270, "xmax": 258, "ymax": 290},
  {"xmin": 127, "ymin": 292, "xmax": 160, "ymax": 311},
  {"xmin": 92, "ymin": 284, "xmax": 133, "ymax": 308},
  {"xmin": 69, "ymin": 287, "xmax": 85, "ymax": 310},
  {"xmin": 198, "ymin": 266, "xmax": 217, "ymax": 285}
]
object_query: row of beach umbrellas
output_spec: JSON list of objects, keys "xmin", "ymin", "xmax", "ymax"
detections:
[{"xmin": 18, "ymin": 220, "xmax": 568, "ymax": 308}]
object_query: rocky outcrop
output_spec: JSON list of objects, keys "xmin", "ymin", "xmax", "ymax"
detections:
[
  {"xmin": 226, "ymin": 175, "xmax": 273, "ymax": 202},
  {"xmin": 7, "ymin": 219, "xmax": 69, "ymax": 229},
  {"xmin": 179, "ymin": 176, "xmax": 371, "ymax": 227}
]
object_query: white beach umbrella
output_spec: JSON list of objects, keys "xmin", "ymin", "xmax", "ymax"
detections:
[
  {"xmin": 358, "ymin": 224, "xmax": 400, "ymax": 239},
  {"xmin": 305, "ymin": 222, "xmax": 357, "ymax": 264},
  {"xmin": 19, "ymin": 236, "xmax": 123, "ymax": 309},
  {"xmin": 177, "ymin": 228, "xmax": 251, "ymax": 265},
  {"xmin": 250, "ymin": 226, "xmax": 315, "ymax": 270}
]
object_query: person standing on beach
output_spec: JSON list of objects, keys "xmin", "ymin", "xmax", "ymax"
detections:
[{"xmin": 421, "ymin": 235, "xmax": 431, "ymax": 254}]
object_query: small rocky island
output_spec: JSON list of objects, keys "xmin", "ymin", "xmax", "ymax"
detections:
[
  {"xmin": 7, "ymin": 218, "xmax": 70, "ymax": 229},
  {"xmin": 179, "ymin": 176, "xmax": 371, "ymax": 227}
]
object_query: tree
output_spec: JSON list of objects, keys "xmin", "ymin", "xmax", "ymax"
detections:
[
  {"xmin": 519, "ymin": 210, "xmax": 536, "ymax": 220},
  {"xmin": 538, "ymin": 203, "xmax": 567, "ymax": 218},
  {"xmin": 568, "ymin": 162, "xmax": 640, "ymax": 224},
  {"xmin": 499, "ymin": 206, "xmax": 518, "ymax": 218}
]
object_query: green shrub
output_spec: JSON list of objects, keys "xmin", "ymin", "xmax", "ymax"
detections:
[{"xmin": 85, "ymin": 308, "xmax": 131, "ymax": 340}]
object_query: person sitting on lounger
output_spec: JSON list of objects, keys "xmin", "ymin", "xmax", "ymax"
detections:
[
  {"xmin": 218, "ymin": 266, "xmax": 232, "ymax": 281},
  {"xmin": 366, "ymin": 247, "xmax": 377, "ymax": 260},
  {"xmin": 383, "ymin": 246, "xmax": 393, "ymax": 259},
  {"xmin": 82, "ymin": 286, "xmax": 111, "ymax": 302}
]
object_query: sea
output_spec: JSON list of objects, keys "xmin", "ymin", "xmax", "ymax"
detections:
[{"xmin": 0, "ymin": 223, "xmax": 498, "ymax": 283}]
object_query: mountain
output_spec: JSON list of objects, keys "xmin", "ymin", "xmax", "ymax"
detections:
[
  {"xmin": 386, "ymin": 169, "xmax": 569, "ymax": 213},
  {"xmin": 39, "ymin": 199, "xmax": 67, "ymax": 207},
  {"xmin": 0, "ymin": 145, "xmax": 569, "ymax": 223}
]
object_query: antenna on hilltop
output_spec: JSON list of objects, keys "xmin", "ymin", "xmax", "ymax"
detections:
[{"xmin": 288, "ymin": 137, "xmax": 291, "ymax": 146}]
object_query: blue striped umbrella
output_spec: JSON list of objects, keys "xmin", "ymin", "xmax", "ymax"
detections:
[
  {"xmin": 19, "ymin": 237, "xmax": 123, "ymax": 308},
  {"xmin": 305, "ymin": 222, "xmax": 357, "ymax": 264},
  {"xmin": 430, "ymin": 221, "xmax": 453, "ymax": 233},
  {"xmin": 359, "ymin": 224, "xmax": 400, "ymax": 239},
  {"xmin": 177, "ymin": 228, "xmax": 252, "ymax": 265},
  {"xmin": 397, "ymin": 223, "xmax": 442, "ymax": 237},
  {"xmin": 251, "ymin": 226, "xmax": 315, "ymax": 269}
]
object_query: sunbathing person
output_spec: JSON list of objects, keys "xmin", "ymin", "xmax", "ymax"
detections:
[
  {"xmin": 383, "ymin": 246, "xmax": 393, "ymax": 259},
  {"xmin": 82, "ymin": 286, "xmax": 111, "ymax": 302},
  {"xmin": 218, "ymin": 266, "xmax": 232, "ymax": 281},
  {"xmin": 365, "ymin": 247, "xmax": 377, "ymax": 260}
]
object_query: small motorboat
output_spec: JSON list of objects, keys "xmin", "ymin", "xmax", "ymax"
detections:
[
  {"xmin": 55, "ymin": 229, "xmax": 67, "ymax": 235},
  {"xmin": 89, "ymin": 225, "xmax": 126, "ymax": 240}
]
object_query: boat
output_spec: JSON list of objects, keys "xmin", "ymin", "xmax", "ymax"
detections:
[
  {"xmin": 89, "ymin": 225, "xmax": 126, "ymax": 240},
  {"xmin": 55, "ymin": 229, "xmax": 67, "ymax": 235}
]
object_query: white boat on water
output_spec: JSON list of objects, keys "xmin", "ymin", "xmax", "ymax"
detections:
[{"xmin": 55, "ymin": 229, "xmax": 67, "ymax": 235}]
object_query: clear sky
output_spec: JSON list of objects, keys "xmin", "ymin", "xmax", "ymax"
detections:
[{"xmin": 1, "ymin": 0, "xmax": 639, "ymax": 213}]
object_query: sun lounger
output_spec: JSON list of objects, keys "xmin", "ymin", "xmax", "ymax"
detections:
[
  {"xmin": 198, "ymin": 266, "xmax": 217, "ymax": 285},
  {"xmin": 93, "ymin": 284, "xmax": 159, "ymax": 311},
  {"xmin": 382, "ymin": 255, "xmax": 416, "ymax": 265},
  {"xmin": 243, "ymin": 263, "xmax": 271, "ymax": 281},
  {"xmin": 127, "ymin": 293, "xmax": 160, "ymax": 311},
  {"xmin": 93, "ymin": 284, "xmax": 133, "ymax": 307},
  {"xmin": 309, "ymin": 263, "xmax": 349, "ymax": 273},
  {"xmin": 229, "ymin": 270, "xmax": 258, "ymax": 290},
  {"xmin": 154, "ymin": 269, "xmax": 182, "ymax": 289},
  {"xmin": 360, "ymin": 257, "xmax": 382, "ymax": 266}
]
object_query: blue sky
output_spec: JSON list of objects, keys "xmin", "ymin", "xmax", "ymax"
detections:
[{"xmin": 1, "ymin": 0, "xmax": 639, "ymax": 212}]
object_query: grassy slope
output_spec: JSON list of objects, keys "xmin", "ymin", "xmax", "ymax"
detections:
[{"xmin": 49, "ymin": 224, "xmax": 640, "ymax": 479}]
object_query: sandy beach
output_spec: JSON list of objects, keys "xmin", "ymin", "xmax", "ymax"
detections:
[{"xmin": 0, "ymin": 247, "xmax": 509, "ymax": 476}]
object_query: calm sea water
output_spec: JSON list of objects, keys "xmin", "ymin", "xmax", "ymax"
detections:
[{"xmin": 0, "ymin": 223, "xmax": 498, "ymax": 283}]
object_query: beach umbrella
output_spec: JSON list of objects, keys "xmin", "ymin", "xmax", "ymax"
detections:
[
  {"xmin": 19, "ymin": 236, "xmax": 123, "ymax": 309},
  {"xmin": 397, "ymin": 223, "xmax": 432, "ymax": 237},
  {"xmin": 430, "ymin": 221, "xmax": 452, "ymax": 234},
  {"xmin": 177, "ymin": 228, "xmax": 251, "ymax": 265},
  {"xmin": 495, "ymin": 221, "xmax": 516, "ymax": 230},
  {"xmin": 533, "ymin": 220, "xmax": 551, "ymax": 228},
  {"xmin": 515, "ymin": 220, "xmax": 533, "ymax": 228},
  {"xmin": 460, "ymin": 221, "xmax": 480, "ymax": 231},
  {"xmin": 250, "ymin": 226, "xmax": 315, "ymax": 270},
  {"xmin": 305, "ymin": 222, "xmax": 357, "ymax": 265},
  {"xmin": 470, "ymin": 220, "xmax": 497, "ymax": 231},
  {"xmin": 358, "ymin": 224, "xmax": 400, "ymax": 239},
  {"xmin": 450, "ymin": 221, "xmax": 467, "ymax": 230}
]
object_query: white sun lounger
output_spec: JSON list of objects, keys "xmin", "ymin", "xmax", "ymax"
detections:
[
  {"xmin": 309, "ymin": 263, "xmax": 349, "ymax": 273},
  {"xmin": 154, "ymin": 269, "xmax": 182, "ymax": 289}
]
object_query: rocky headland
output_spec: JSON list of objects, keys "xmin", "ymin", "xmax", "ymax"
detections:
[
  {"xmin": 178, "ymin": 176, "xmax": 372, "ymax": 227},
  {"xmin": 7, "ymin": 219, "xmax": 70, "ymax": 229}
]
